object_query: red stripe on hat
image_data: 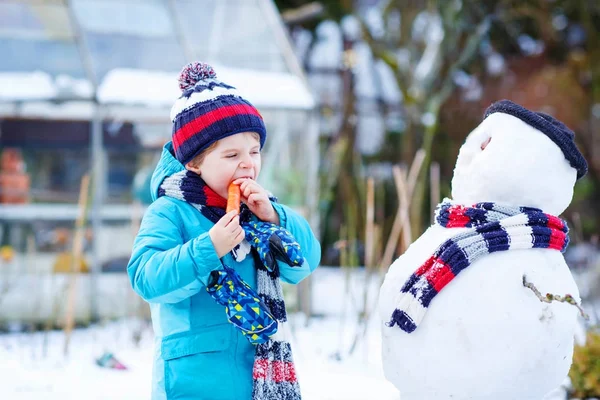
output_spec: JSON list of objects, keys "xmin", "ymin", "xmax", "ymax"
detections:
[
  {"xmin": 173, "ymin": 104, "xmax": 262, "ymax": 150},
  {"xmin": 425, "ymin": 259, "xmax": 455, "ymax": 292},
  {"xmin": 252, "ymin": 359, "xmax": 298, "ymax": 383}
]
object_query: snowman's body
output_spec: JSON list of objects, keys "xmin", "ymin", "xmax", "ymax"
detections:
[{"xmin": 379, "ymin": 104, "xmax": 587, "ymax": 400}]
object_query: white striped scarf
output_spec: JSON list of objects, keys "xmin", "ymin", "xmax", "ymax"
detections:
[{"xmin": 387, "ymin": 199, "xmax": 569, "ymax": 333}]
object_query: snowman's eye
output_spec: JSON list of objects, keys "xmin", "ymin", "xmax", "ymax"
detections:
[{"xmin": 480, "ymin": 137, "xmax": 491, "ymax": 150}]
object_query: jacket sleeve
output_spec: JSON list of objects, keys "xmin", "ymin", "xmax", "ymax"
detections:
[
  {"xmin": 272, "ymin": 203, "xmax": 321, "ymax": 284},
  {"xmin": 127, "ymin": 200, "xmax": 223, "ymax": 304}
]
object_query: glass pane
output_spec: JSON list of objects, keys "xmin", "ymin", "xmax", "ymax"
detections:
[
  {"xmin": 107, "ymin": 149, "xmax": 159, "ymax": 204},
  {"xmin": 132, "ymin": 123, "xmax": 171, "ymax": 148},
  {"xmin": 71, "ymin": 0, "xmax": 185, "ymax": 81},
  {"xmin": 175, "ymin": 0, "xmax": 287, "ymax": 72},
  {"xmin": 0, "ymin": 2, "xmax": 74, "ymax": 40},
  {"xmin": 0, "ymin": 2, "xmax": 85, "ymax": 77},
  {"xmin": 0, "ymin": 38, "xmax": 86, "ymax": 78},
  {"xmin": 217, "ymin": 0, "xmax": 279, "ymax": 52},
  {"xmin": 71, "ymin": 0, "xmax": 174, "ymax": 38},
  {"xmin": 25, "ymin": 148, "xmax": 90, "ymax": 203},
  {"xmin": 85, "ymin": 34, "xmax": 185, "ymax": 81}
]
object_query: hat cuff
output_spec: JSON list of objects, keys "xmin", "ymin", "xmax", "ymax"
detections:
[
  {"xmin": 176, "ymin": 125, "xmax": 267, "ymax": 165},
  {"xmin": 484, "ymin": 100, "xmax": 588, "ymax": 179}
]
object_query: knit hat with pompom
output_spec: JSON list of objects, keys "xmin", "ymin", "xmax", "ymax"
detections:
[{"xmin": 170, "ymin": 62, "xmax": 267, "ymax": 165}]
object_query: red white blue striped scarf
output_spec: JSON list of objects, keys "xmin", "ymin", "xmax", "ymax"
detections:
[{"xmin": 387, "ymin": 199, "xmax": 569, "ymax": 333}]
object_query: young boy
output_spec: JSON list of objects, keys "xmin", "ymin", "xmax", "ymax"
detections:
[{"xmin": 127, "ymin": 62, "xmax": 321, "ymax": 400}]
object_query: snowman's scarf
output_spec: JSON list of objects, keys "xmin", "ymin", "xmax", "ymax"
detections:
[{"xmin": 387, "ymin": 199, "xmax": 569, "ymax": 334}]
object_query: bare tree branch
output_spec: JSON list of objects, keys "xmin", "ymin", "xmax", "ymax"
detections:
[
  {"xmin": 359, "ymin": 17, "xmax": 411, "ymax": 101},
  {"xmin": 523, "ymin": 275, "xmax": 590, "ymax": 320}
]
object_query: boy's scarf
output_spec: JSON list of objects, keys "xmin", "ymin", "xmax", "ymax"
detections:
[
  {"xmin": 388, "ymin": 199, "xmax": 569, "ymax": 334},
  {"xmin": 159, "ymin": 170, "xmax": 303, "ymax": 400}
]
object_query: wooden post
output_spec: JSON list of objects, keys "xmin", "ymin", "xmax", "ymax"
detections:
[
  {"xmin": 379, "ymin": 149, "xmax": 426, "ymax": 272},
  {"xmin": 63, "ymin": 174, "xmax": 90, "ymax": 356}
]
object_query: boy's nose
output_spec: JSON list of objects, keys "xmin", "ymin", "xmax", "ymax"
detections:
[{"xmin": 239, "ymin": 154, "xmax": 254, "ymax": 169}]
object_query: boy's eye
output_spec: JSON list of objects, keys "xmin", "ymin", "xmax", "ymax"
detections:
[
  {"xmin": 225, "ymin": 154, "xmax": 237, "ymax": 158},
  {"xmin": 252, "ymin": 150, "xmax": 260, "ymax": 155}
]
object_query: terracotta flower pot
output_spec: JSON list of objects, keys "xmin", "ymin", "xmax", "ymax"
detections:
[{"xmin": 0, "ymin": 172, "xmax": 30, "ymax": 203}]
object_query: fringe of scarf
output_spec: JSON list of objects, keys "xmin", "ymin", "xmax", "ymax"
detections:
[
  {"xmin": 159, "ymin": 170, "xmax": 302, "ymax": 399},
  {"xmin": 387, "ymin": 199, "xmax": 569, "ymax": 334}
]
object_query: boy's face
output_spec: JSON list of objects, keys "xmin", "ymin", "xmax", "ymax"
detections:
[{"xmin": 186, "ymin": 131, "xmax": 262, "ymax": 199}]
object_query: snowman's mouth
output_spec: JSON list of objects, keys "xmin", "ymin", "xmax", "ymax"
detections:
[{"xmin": 480, "ymin": 136, "xmax": 492, "ymax": 150}]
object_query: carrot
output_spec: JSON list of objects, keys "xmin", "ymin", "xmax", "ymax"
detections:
[{"xmin": 226, "ymin": 183, "xmax": 241, "ymax": 214}]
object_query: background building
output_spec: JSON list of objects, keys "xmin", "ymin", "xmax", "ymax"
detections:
[{"xmin": 0, "ymin": 0, "xmax": 318, "ymax": 323}]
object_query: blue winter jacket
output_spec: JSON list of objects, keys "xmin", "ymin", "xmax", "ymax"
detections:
[{"xmin": 127, "ymin": 142, "xmax": 321, "ymax": 400}]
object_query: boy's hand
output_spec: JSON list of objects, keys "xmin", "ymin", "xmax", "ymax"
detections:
[
  {"xmin": 232, "ymin": 178, "xmax": 280, "ymax": 225},
  {"xmin": 209, "ymin": 210, "xmax": 245, "ymax": 258}
]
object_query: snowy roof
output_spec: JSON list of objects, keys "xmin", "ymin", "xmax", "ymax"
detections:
[
  {"xmin": 0, "ymin": 72, "xmax": 93, "ymax": 102},
  {"xmin": 0, "ymin": 66, "xmax": 315, "ymax": 121},
  {"xmin": 97, "ymin": 65, "xmax": 315, "ymax": 111}
]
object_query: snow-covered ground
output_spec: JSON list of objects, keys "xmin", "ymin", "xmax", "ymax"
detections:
[
  {"xmin": 0, "ymin": 266, "xmax": 580, "ymax": 400},
  {"xmin": 0, "ymin": 268, "xmax": 400, "ymax": 400},
  {"xmin": 0, "ymin": 316, "xmax": 399, "ymax": 400}
]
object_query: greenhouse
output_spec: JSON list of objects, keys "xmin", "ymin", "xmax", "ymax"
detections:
[{"xmin": 0, "ymin": 0, "xmax": 318, "ymax": 323}]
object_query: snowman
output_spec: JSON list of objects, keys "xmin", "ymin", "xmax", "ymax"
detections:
[{"xmin": 379, "ymin": 100, "xmax": 588, "ymax": 400}]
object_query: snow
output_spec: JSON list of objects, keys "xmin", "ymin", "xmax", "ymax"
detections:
[
  {"xmin": 0, "ymin": 72, "xmax": 93, "ymax": 101},
  {"xmin": 357, "ymin": 114, "xmax": 385, "ymax": 155},
  {"xmin": 98, "ymin": 65, "xmax": 315, "ymax": 111},
  {"xmin": 0, "ymin": 265, "xmax": 577, "ymax": 400},
  {"xmin": 308, "ymin": 20, "xmax": 343, "ymax": 70},
  {"xmin": 412, "ymin": 12, "xmax": 444, "ymax": 86},
  {"xmin": 486, "ymin": 52, "xmax": 506, "ymax": 76},
  {"xmin": 552, "ymin": 15, "xmax": 569, "ymax": 31},
  {"xmin": 375, "ymin": 61, "xmax": 402, "ymax": 104},
  {"xmin": 420, "ymin": 112, "xmax": 436, "ymax": 127},
  {"xmin": 363, "ymin": 8, "xmax": 385, "ymax": 39},
  {"xmin": 353, "ymin": 42, "xmax": 379, "ymax": 99},
  {"xmin": 517, "ymin": 34, "xmax": 545, "ymax": 56},
  {"xmin": 0, "ymin": 267, "xmax": 399, "ymax": 400},
  {"xmin": 340, "ymin": 15, "xmax": 361, "ymax": 41},
  {"xmin": 0, "ymin": 100, "xmax": 96, "ymax": 121},
  {"xmin": 0, "ymin": 66, "xmax": 314, "ymax": 112}
]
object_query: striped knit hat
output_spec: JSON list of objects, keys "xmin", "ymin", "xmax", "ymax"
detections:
[
  {"xmin": 170, "ymin": 62, "xmax": 267, "ymax": 165},
  {"xmin": 484, "ymin": 100, "xmax": 588, "ymax": 179}
]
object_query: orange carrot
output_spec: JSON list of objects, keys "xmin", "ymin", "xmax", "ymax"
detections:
[{"xmin": 226, "ymin": 183, "xmax": 241, "ymax": 214}]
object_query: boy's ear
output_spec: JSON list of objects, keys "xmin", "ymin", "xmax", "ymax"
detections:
[{"xmin": 185, "ymin": 162, "xmax": 201, "ymax": 175}]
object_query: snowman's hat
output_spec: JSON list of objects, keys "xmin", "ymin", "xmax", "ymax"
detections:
[{"xmin": 484, "ymin": 100, "xmax": 588, "ymax": 180}]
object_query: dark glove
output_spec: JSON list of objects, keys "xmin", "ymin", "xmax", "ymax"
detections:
[{"xmin": 243, "ymin": 221, "xmax": 305, "ymax": 272}]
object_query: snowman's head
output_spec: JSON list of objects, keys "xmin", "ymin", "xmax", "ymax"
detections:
[{"xmin": 451, "ymin": 100, "xmax": 587, "ymax": 215}]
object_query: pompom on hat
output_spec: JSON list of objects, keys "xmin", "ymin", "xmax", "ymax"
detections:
[
  {"xmin": 484, "ymin": 100, "xmax": 588, "ymax": 179},
  {"xmin": 170, "ymin": 62, "xmax": 267, "ymax": 165}
]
